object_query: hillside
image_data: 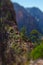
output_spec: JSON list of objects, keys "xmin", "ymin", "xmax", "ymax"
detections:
[
  {"xmin": 26, "ymin": 7, "xmax": 43, "ymax": 34},
  {"xmin": 0, "ymin": 0, "xmax": 33, "ymax": 65},
  {"xmin": 13, "ymin": 3, "xmax": 39, "ymax": 35},
  {"xmin": 0, "ymin": 0, "xmax": 43, "ymax": 65},
  {"xmin": 13, "ymin": 3, "xmax": 43, "ymax": 34},
  {"xmin": 0, "ymin": 0, "xmax": 21, "ymax": 65}
]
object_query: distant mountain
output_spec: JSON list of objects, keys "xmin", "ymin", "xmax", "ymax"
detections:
[
  {"xmin": 26, "ymin": 7, "xmax": 43, "ymax": 34},
  {"xmin": 13, "ymin": 3, "xmax": 38, "ymax": 35}
]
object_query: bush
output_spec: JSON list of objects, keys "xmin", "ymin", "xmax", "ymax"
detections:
[{"xmin": 31, "ymin": 43, "xmax": 43, "ymax": 60}]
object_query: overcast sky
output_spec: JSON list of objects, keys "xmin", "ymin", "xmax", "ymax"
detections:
[{"xmin": 11, "ymin": 0, "xmax": 43, "ymax": 11}]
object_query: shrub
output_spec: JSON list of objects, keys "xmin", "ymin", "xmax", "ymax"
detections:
[{"xmin": 31, "ymin": 43, "xmax": 43, "ymax": 60}]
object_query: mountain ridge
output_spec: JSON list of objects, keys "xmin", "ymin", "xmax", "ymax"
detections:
[
  {"xmin": 26, "ymin": 7, "xmax": 43, "ymax": 34},
  {"xmin": 13, "ymin": 3, "xmax": 39, "ymax": 35},
  {"xmin": 13, "ymin": 3, "xmax": 43, "ymax": 34}
]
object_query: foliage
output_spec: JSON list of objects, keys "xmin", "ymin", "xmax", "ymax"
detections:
[
  {"xmin": 31, "ymin": 42, "xmax": 43, "ymax": 60},
  {"xmin": 29, "ymin": 29, "xmax": 41, "ymax": 43},
  {"xmin": 20, "ymin": 26, "xmax": 28, "ymax": 41},
  {"xmin": 1, "ymin": 0, "xmax": 43, "ymax": 65}
]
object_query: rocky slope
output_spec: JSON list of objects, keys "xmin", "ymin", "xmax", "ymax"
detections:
[
  {"xmin": 29, "ymin": 59, "xmax": 43, "ymax": 65},
  {"xmin": 13, "ymin": 3, "xmax": 43, "ymax": 34},
  {"xmin": 0, "ymin": 0, "xmax": 21, "ymax": 65},
  {"xmin": 26, "ymin": 7, "xmax": 43, "ymax": 34},
  {"xmin": 0, "ymin": 0, "xmax": 33, "ymax": 65},
  {"xmin": 13, "ymin": 3, "xmax": 38, "ymax": 35}
]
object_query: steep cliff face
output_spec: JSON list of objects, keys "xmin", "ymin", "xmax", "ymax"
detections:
[
  {"xmin": 26, "ymin": 7, "xmax": 43, "ymax": 34},
  {"xmin": 13, "ymin": 3, "xmax": 38, "ymax": 35},
  {"xmin": 0, "ymin": 0, "xmax": 16, "ymax": 24},
  {"xmin": 0, "ymin": 0, "xmax": 21, "ymax": 65},
  {"xmin": 0, "ymin": 0, "xmax": 33, "ymax": 65}
]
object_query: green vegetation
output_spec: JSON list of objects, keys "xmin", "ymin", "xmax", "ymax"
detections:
[
  {"xmin": 20, "ymin": 26, "xmax": 28, "ymax": 41},
  {"xmin": 29, "ymin": 30, "xmax": 41, "ymax": 43},
  {"xmin": 0, "ymin": 0, "xmax": 43, "ymax": 65},
  {"xmin": 31, "ymin": 42, "xmax": 43, "ymax": 60}
]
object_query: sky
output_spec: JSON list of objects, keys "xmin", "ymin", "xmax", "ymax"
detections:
[{"xmin": 11, "ymin": 0, "xmax": 43, "ymax": 11}]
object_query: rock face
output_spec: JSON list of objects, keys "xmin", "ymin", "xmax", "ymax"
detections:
[
  {"xmin": 0, "ymin": 0, "xmax": 33, "ymax": 65},
  {"xmin": 0, "ymin": 0, "xmax": 21, "ymax": 65},
  {"xmin": 29, "ymin": 59, "xmax": 43, "ymax": 65},
  {"xmin": 13, "ymin": 3, "xmax": 38, "ymax": 35},
  {"xmin": 13, "ymin": 3, "xmax": 43, "ymax": 34},
  {"xmin": 26, "ymin": 7, "xmax": 43, "ymax": 34},
  {"xmin": 0, "ymin": 0, "xmax": 16, "ymax": 24}
]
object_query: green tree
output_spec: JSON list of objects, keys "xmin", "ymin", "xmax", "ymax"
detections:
[
  {"xmin": 29, "ymin": 30, "xmax": 41, "ymax": 43},
  {"xmin": 20, "ymin": 26, "xmax": 28, "ymax": 41}
]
